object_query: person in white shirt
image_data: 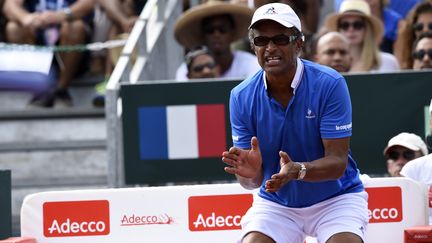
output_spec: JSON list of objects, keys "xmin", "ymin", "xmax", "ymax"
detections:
[
  {"xmin": 383, "ymin": 132, "xmax": 428, "ymax": 177},
  {"xmin": 400, "ymin": 99, "xmax": 432, "ymax": 225},
  {"xmin": 173, "ymin": 1, "xmax": 260, "ymax": 81}
]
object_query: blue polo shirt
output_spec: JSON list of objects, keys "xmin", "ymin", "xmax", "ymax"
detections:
[{"xmin": 230, "ymin": 59, "xmax": 363, "ymax": 208}]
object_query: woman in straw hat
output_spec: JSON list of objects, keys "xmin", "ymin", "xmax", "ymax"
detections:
[
  {"xmin": 174, "ymin": 0, "xmax": 260, "ymax": 81},
  {"xmin": 325, "ymin": 0, "xmax": 399, "ymax": 72}
]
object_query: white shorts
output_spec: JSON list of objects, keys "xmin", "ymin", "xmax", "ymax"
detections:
[{"xmin": 238, "ymin": 191, "xmax": 369, "ymax": 243}]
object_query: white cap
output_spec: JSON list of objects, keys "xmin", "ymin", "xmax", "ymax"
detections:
[
  {"xmin": 249, "ymin": 3, "xmax": 302, "ymax": 32},
  {"xmin": 383, "ymin": 132, "xmax": 429, "ymax": 156}
]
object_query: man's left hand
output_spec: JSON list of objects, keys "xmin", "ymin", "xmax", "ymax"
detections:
[{"xmin": 265, "ymin": 151, "xmax": 298, "ymax": 192}]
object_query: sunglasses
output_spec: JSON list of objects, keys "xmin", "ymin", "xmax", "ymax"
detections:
[
  {"xmin": 253, "ymin": 34, "xmax": 298, "ymax": 47},
  {"xmin": 412, "ymin": 49, "xmax": 432, "ymax": 60},
  {"xmin": 413, "ymin": 22, "xmax": 432, "ymax": 32},
  {"xmin": 192, "ymin": 62, "xmax": 216, "ymax": 72},
  {"xmin": 203, "ymin": 25, "xmax": 231, "ymax": 35},
  {"xmin": 338, "ymin": 21, "xmax": 365, "ymax": 31},
  {"xmin": 386, "ymin": 150, "xmax": 416, "ymax": 161}
]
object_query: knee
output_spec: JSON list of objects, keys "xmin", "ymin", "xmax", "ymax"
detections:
[
  {"xmin": 60, "ymin": 20, "xmax": 87, "ymax": 43},
  {"xmin": 5, "ymin": 21, "xmax": 29, "ymax": 43}
]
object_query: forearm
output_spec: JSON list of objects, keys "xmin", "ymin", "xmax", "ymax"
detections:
[
  {"xmin": 98, "ymin": 0, "xmax": 129, "ymax": 27},
  {"xmin": 4, "ymin": 0, "xmax": 28, "ymax": 23},
  {"xmin": 301, "ymin": 155, "xmax": 347, "ymax": 182}
]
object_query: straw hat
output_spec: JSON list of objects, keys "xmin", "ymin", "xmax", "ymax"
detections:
[
  {"xmin": 324, "ymin": 0, "xmax": 384, "ymax": 43},
  {"xmin": 174, "ymin": 1, "xmax": 253, "ymax": 49}
]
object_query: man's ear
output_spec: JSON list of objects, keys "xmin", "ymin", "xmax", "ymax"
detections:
[{"xmin": 296, "ymin": 39, "xmax": 304, "ymax": 54}]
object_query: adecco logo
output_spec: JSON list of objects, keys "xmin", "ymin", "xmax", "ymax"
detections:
[
  {"xmin": 366, "ymin": 187, "xmax": 402, "ymax": 223},
  {"xmin": 43, "ymin": 200, "xmax": 110, "ymax": 237},
  {"xmin": 188, "ymin": 194, "xmax": 253, "ymax": 231}
]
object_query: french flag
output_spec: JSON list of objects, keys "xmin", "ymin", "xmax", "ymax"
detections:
[{"xmin": 138, "ymin": 104, "xmax": 227, "ymax": 160}]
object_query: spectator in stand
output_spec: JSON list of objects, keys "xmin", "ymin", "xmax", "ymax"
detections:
[
  {"xmin": 366, "ymin": 0, "xmax": 402, "ymax": 53},
  {"xmin": 383, "ymin": 132, "xmax": 428, "ymax": 177},
  {"xmin": 3, "ymin": 0, "xmax": 95, "ymax": 108},
  {"xmin": 395, "ymin": 1, "xmax": 432, "ymax": 69},
  {"xmin": 400, "ymin": 99, "xmax": 432, "ymax": 225},
  {"xmin": 388, "ymin": 0, "xmax": 422, "ymax": 18},
  {"xmin": 0, "ymin": 0, "xmax": 5, "ymax": 41},
  {"xmin": 334, "ymin": 0, "xmax": 402, "ymax": 54},
  {"xmin": 400, "ymin": 152, "xmax": 432, "ymax": 225},
  {"xmin": 412, "ymin": 31, "xmax": 432, "ymax": 70},
  {"xmin": 91, "ymin": 0, "xmax": 146, "ymax": 107},
  {"xmin": 173, "ymin": 0, "xmax": 260, "ymax": 81},
  {"xmin": 325, "ymin": 0, "xmax": 400, "ymax": 73},
  {"xmin": 314, "ymin": 31, "xmax": 352, "ymax": 73},
  {"xmin": 185, "ymin": 46, "xmax": 220, "ymax": 79}
]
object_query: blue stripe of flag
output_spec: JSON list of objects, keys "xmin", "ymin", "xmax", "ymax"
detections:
[{"xmin": 138, "ymin": 106, "xmax": 168, "ymax": 160}]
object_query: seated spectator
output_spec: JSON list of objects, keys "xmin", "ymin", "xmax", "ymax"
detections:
[
  {"xmin": 314, "ymin": 31, "xmax": 352, "ymax": 73},
  {"xmin": 400, "ymin": 99, "xmax": 432, "ymax": 225},
  {"xmin": 0, "ymin": 0, "xmax": 5, "ymax": 41},
  {"xmin": 335, "ymin": 0, "xmax": 403, "ymax": 54},
  {"xmin": 394, "ymin": 1, "xmax": 432, "ymax": 69},
  {"xmin": 383, "ymin": 132, "xmax": 428, "ymax": 177},
  {"xmin": 325, "ymin": 0, "xmax": 400, "ymax": 73},
  {"xmin": 3, "ymin": 0, "xmax": 95, "ymax": 108},
  {"xmin": 174, "ymin": 0, "xmax": 260, "ymax": 81},
  {"xmin": 91, "ymin": 0, "xmax": 146, "ymax": 107},
  {"xmin": 388, "ymin": 0, "xmax": 421, "ymax": 18},
  {"xmin": 400, "ymin": 152, "xmax": 432, "ymax": 225},
  {"xmin": 185, "ymin": 46, "xmax": 220, "ymax": 79},
  {"xmin": 412, "ymin": 32, "xmax": 432, "ymax": 70}
]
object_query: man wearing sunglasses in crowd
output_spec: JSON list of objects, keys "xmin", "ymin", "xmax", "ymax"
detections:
[
  {"xmin": 173, "ymin": 1, "xmax": 260, "ymax": 81},
  {"xmin": 185, "ymin": 46, "xmax": 220, "ymax": 79},
  {"xmin": 400, "ymin": 100, "xmax": 432, "ymax": 225},
  {"xmin": 222, "ymin": 3, "xmax": 368, "ymax": 243},
  {"xmin": 383, "ymin": 132, "xmax": 428, "ymax": 177},
  {"xmin": 412, "ymin": 32, "xmax": 432, "ymax": 70}
]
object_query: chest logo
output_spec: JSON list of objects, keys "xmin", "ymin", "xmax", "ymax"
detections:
[{"xmin": 305, "ymin": 109, "xmax": 316, "ymax": 119}]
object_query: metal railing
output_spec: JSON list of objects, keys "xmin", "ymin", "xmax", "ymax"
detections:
[{"xmin": 105, "ymin": 0, "xmax": 183, "ymax": 187}]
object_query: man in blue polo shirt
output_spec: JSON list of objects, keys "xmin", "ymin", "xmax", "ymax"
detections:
[{"xmin": 221, "ymin": 3, "xmax": 368, "ymax": 243}]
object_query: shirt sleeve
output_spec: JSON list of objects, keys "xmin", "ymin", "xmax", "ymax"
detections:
[
  {"xmin": 320, "ymin": 77, "xmax": 353, "ymax": 139},
  {"xmin": 229, "ymin": 90, "xmax": 253, "ymax": 149}
]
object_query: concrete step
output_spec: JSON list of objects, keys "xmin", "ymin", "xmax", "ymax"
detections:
[
  {"xmin": 0, "ymin": 100, "xmax": 109, "ymax": 236},
  {"xmin": 0, "ymin": 116, "xmax": 106, "ymax": 143}
]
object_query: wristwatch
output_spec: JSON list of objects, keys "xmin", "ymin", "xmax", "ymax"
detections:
[
  {"xmin": 296, "ymin": 162, "xmax": 306, "ymax": 180},
  {"xmin": 62, "ymin": 7, "xmax": 73, "ymax": 21}
]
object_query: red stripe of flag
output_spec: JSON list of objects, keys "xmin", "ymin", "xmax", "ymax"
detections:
[{"xmin": 196, "ymin": 104, "xmax": 227, "ymax": 158}]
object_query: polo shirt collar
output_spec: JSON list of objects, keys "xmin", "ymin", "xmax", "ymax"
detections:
[{"xmin": 263, "ymin": 58, "xmax": 304, "ymax": 94}]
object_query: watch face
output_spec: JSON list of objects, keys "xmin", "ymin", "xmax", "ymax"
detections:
[{"xmin": 297, "ymin": 163, "xmax": 306, "ymax": 180}]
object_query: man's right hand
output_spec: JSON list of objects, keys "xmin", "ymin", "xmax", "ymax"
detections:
[{"xmin": 221, "ymin": 136, "xmax": 263, "ymax": 183}]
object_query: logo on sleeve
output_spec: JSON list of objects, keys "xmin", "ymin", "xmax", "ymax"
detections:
[
  {"xmin": 188, "ymin": 194, "xmax": 253, "ymax": 231},
  {"xmin": 366, "ymin": 187, "xmax": 403, "ymax": 223},
  {"xmin": 43, "ymin": 200, "xmax": 110, "ymax": 237},
  {"xmin": 335, "ymin": 122, "xmax": 352, "ymax": 131}
]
